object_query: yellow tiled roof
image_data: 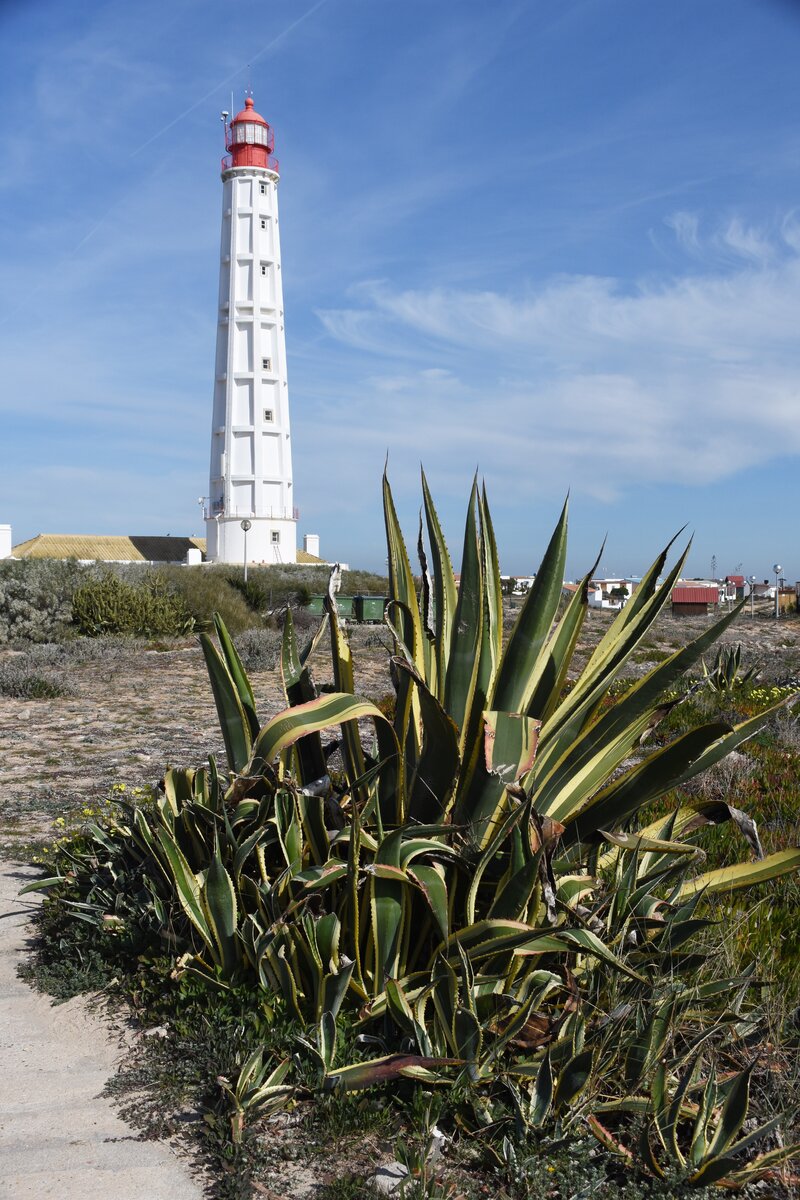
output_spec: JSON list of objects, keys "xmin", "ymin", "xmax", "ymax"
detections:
[
  {"xmin": 296, "ymin": 549, "xmax": 326, "ymax": 565},
  {"xmin": 11, "ymin": 534, "xmax": 206, "ymax": 562}
]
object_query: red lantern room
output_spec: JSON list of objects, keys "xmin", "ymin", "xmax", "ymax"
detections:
[{"xmin": 222, "ymin": 96, "xmax": 279, "ymax": 174}]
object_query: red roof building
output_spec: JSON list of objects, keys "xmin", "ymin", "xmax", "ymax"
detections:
[{"xmin": 672, "ymin": 586, "xmax": 719, "ymax": 604}]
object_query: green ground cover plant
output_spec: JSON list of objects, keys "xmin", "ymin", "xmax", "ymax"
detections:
[{"xmin": 22, "ymin": 473, "xmax": 800, "ymax": 1198}]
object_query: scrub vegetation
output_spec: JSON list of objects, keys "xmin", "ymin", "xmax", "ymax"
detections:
[
  {"xmin": 13, "ymin": 474, "xmax": 800, "ymax": 1199},
  {"xmin": 0, "ymin": 557, "xmax": 390, "ymax": 644}
]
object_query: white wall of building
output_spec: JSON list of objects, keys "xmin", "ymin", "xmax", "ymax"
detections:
[{"xmin": 0, "ymin": 525, "xmax": 11, "ymax": 559}]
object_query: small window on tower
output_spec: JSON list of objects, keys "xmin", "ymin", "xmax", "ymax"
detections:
[
  {"xmin": 260, "ymin": 183, "xmax": 267, "ymax": 195},
  {"xmin": 262, "ymin": 357, "xmax": 271, "ymax": 371},
  {"xmin": 260, "ymin": 219, "xmax": 267, "ymax": 230},
  {"xmin": 271, "ymin": 531, "xmax": 280, "ymax": 544},
  {"xmin": 263, "ymin": 408, "xmax": 274, "ymax": 422},
  {"xmin": 261, "ymin": 264, "xmax": 267, "ymax": 276}
]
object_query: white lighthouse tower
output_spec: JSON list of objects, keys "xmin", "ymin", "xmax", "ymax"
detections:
[{"xmin": 205, "ymin": 95, "xmax": 297, "ymax": 564}]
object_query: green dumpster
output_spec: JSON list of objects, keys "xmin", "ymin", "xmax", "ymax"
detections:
[
  {"xmin": 355, "ymin": 595, "xmax": 387, "ymax": 624},
  {"xmin": 335, "ymin": 594, "xmax": 355, "ymax": 620},
  {"xmin": 306, "ymin": 595, "xmax": 325, "ymax": 616}
]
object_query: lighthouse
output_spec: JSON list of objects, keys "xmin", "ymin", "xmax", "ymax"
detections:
[{"xmin": 205, "ymin": 95, "xmax": 297, "ymax": 564}]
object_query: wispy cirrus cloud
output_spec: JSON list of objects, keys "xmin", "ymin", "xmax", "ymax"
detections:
[{"xmin": 308, "ymin": 215, "xmax": 800, "ymax": 505}]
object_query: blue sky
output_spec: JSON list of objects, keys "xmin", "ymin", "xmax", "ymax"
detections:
[{"xmin": 1, "ymin": 0, "xmax": 799, "ymax": 581}]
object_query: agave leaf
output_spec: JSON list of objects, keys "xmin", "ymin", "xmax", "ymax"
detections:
[
  {"xmin": 18, "ymin": 876, "xmax": 64, "ymax": 894},
  {"xmin": 599, "ymin": 829, "xmax": 701, "ymax": 857},
  {"xmin": 704, "ymin": 1062, "xmax": 753, "ymax": 1160},
  {"xmin": 383, "ymin": 469, "xmax": 425, "ymax": 672},
  {"xmin": 564, "ymin": 722, "xmax": 733, "ymax": 842},
  {"xmin": 436, "ymin": 918, "xmax": 533, "ymax": 954},
  {"xmin": 416, "ymin": 514, "xmax": 437, "ymax": 689},
  {"xmin": 723, "ymin": 1116, "xmax": 797, "ymax": 1164},
  {"xmin": 454, "ymin": 1007, "xmax": 483, "ymax": 1069},
  {"xmin": 688, "ymin": 1156, "xmax": 742, "ymax": 1186},
  {"xmin": 724, "ymin": 1140, "xmax": 800, "ymax": 1185},
  {"xmin": 553, "ymin": 1047, "xmax": 593, "ymax": 1110},
  {"xmin": 200, "ymin": 631, "xmax": 252, "ymax": 774},
  {"xmin": 488, "ymin": 850, "xmax": 543, "ymax": 922},
  {"xmin": 280, "ymin": 609, "xmax": 328, "ymax": 783},
  {"xmin": 271, "ymin": 944, "xmax": 304, "ymax": 1023},
  {"xmin": 536, "ymin": 542, "xmax": 696, "ymax": 770},
  {"xmin": 557, "ymin": 928, "xmax": 646, "ymax": 983},
  {"xmin": 371, "ymin": 864, "xmax": 408, "ymax": 988},
  {"xmin": 587, "ymin": 1114, "xmax": 635, "ymax": 1159},
  {"xmin": 326, "ymin": 1053, "xmax": 459, "ymax": 1092},
  {"xmin": 636, "ymin": 799, "xmax": 763, "ymax": 865},
  {"xmin": 408, "ymin": 864, "xmax": 449, "ymax": 943},
  {"xmin": 385, "ymin": 977, "xmax": 417, "ymax": 1036},
  {"xmin": 296, "ymin": 790, "xmax": 329, "ymax": 867},
  {"xmin": 163, "ymin": 767, "xmax": 193, "ymax": 814},
  {"xmin": 669, "ymin": 696, "xmax": 798, "ymax": 790},
  {"xmin": 491, "ymin": 496, "xmax": 569, "ymax": 715},
  {"xmin": 532, "ymin": 599, "xmax": 752, "ymax": 828},
  {"xmin": 247, "ymin": 693, "xmax": 396, "ymax": 776},
  {"xmin": 213, "ymin": 613, "xmax": 259, "ymax": 741},
  {"xmin": 324, "ymin": 576, "xmax": 368, "ymax": 795},
  {"xmin": 455, "ymin": 710, "xmax": 543, "ymax": 850},
  {"xmin": 393, "ymin": 658, "xmax": 460, "ymax": 822},
  {"xmin": 478, "ymin": 482, "xmax": 504, "ymax": 685},
  {"xmin": 421, "ymin": 468, "xmax": 458, "ymax": 700},
  {"xmin": 202, "ymin": 840, "xmax": 240, "ymax": 974},
  {"xmin": 322, "ymin": 959, "xmax": 354, "ymax": 1021},
  {"xmin": 484, "ymin": 710, "xmax": 541, "ymax": 785},
  {"xmin": 444, "ymin": 476, "xmax": 484, "ymax": 739},
  {"xmin": 524, "ymin": 544, "xmax": 602, "ymax": 725},
  {"xmin": 155, "ymin": 826, "xmax": 213, "ymax": 949},
  {"xmin": 275, "ymin": 789, "xmax": 303, "ymax": 872},
  {"xmin": 674, "ymin": 847, "xmax": 800, "ymax": 901},
  {"xmin": 465, "ymin": 802, "xmax": 530, "ymax": 925},
  {"xmin": 639, "ymin": 1123, "xmax": 668, "ymax": 1180},
  {"xmin": 561, "ymin": 532, "xmax": 689, "ymax": 711},
  {"xmin": 690, "ymin": 1071, "xmax": 719, "ymax": 1166},
  {"xmin": 531, "ymin": 1047, "xmax": 554, "ymax": 1127}
]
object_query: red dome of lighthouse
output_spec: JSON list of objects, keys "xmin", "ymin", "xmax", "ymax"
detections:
[
  {"xmin": 223, "ymin": 95, "xmax": 278, "ymax": 174},
  {"xmin": 233, "ymin": 96, "xmax": 268, "ymax": 126}
]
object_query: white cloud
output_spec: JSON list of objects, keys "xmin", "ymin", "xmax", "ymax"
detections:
[
  {"xmin": 310, "ymin": 219, "xmax": 800, "ymax": 502},
  {"xmin": 664, "ymin": 211, "xmax": 701, "ymax": 256},
  {"xmin": 717, "ymin": 217, "xmax": 776, "ymax": 265}
]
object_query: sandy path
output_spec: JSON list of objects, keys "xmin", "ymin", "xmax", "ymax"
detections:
[{"xmin": 0, "ymin": 862, "xmax": 205, "ymax": 1200}]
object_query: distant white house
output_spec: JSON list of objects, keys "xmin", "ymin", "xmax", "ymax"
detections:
[
  {"xmin": 587, "ymin": 578, "xmax": 636, "ymax": 610},
  {"xmin": 500, "ymin": 575, "xmax": 536, "ymax": 594}
]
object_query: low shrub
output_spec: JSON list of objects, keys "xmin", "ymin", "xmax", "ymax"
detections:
[
  {"xmin": 0, "ymin": 559, "xmax": 86, "ymax": 644},
  {"xmin": 233, "ymin": 628, "xmax": 282, "ymax": 673},
  {"xmin": 157, "ymin": 567, "xmax": 262, "ymax": 634},
  {"xmin": 0, "ymin": 659, "xmax": 73, "ymax": 699},
  {"xmin": 72, "ymin": 573, "xmax": 194, "ymax": 637}
]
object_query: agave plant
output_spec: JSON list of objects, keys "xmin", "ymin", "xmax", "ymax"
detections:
[
  {"xmin": 701, "ymin": 644, "xmax": 757, "ymax": 693},
  {"xmin": 28, "ymin": 470, "xmax": 800, "ymax": 1178}
]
